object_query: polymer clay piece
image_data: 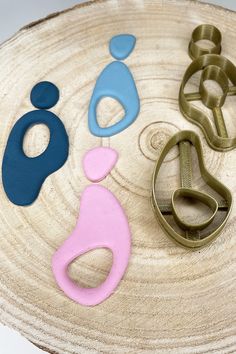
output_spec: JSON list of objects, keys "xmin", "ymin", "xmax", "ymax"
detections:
[
  {"xmin": 88, "ymin": 34, "xmax": 140, "ymax": 137},
  {"xmin": 30, "ymin": 81, "xmax": 60, "ymax": 109},
  {"xmin": 151, "ymin": 131, "xmax": 232, "ymax": 248},
  {"xmin": 52, "ymin": 147, "xmax": 131, "ymax": 306},
  {"xmin": 83, "ymin": 146, "xmax": 118, "ymax": 182},
  {"xmin": 109, "ymin": 34, "xmax": 136, "ymax": 60},
  {"xmin": 179, "ymin": 54, "xmax": 236, "ymax": 151},
  {"xmin": 2, "ymin": 81, "xmax": 69, "ymax": 206}
]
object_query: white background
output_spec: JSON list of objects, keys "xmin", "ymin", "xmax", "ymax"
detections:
[{"xmin": 0, "ymin": 0, "xmax": 235, "ymax": 353}]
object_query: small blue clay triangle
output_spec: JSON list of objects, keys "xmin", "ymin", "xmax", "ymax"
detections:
[{"xmin": 109, "ymin": 34, "xmax": 136, "ymax": 60}]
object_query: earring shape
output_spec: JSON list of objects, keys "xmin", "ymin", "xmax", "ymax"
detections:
[
  {"xmin": 2, "ymin": 81, "xmax": 69, "ymax": 206},
  {"xmin": 88, "ymin": 34, "xmax": 140, "ymax": 137},
  {"xmin": 52, "ymin": 147, "xmax": 131, "ymax": 306}
]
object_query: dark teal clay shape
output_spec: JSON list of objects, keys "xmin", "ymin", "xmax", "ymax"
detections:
[
  {"xmin": 88, "ymin": 34, "xmax": 140, "ymax": 137},
  {"xmin": 30, "ymin": 81, "xmax": 59, "ymax": 109},
  {"xmin": 2, "ymin": 81, "xmax": 69, "ymax": 206}
]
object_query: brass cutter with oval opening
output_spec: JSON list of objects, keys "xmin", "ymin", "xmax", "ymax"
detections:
[{"xmin": 151, "ymin": 130, "xmax": 232, "ymax": 248}]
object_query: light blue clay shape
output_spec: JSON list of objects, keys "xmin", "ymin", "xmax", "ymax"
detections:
[
  {"xmin": 88, "ymin": 34, "xmax": 140, "ymax": 137},
  {"xmin": 109, "ymin": 34, "xmax": 136, "ymax": 60},
  {"xmin": 88, "ymin": 61, "xmax": 140, "ymax": 137}
]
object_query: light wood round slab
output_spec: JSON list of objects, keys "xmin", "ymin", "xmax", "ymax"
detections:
[{"xmin": 0, "ymin": 0, "xmax": 236, "ymax": 353}]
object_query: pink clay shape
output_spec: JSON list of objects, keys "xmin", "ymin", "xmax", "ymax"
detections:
[
  {"xmin": 83, "ymin": 147, "xmax": 118, "ymax": 182},
  {"xmin": 52, "ymin": 147, "xmax": 131, "ymax": 306}
]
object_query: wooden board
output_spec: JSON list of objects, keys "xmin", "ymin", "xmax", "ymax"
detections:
[{"xmin": 0, "ymin": 0, "xmax": 236, "ymax": 353}]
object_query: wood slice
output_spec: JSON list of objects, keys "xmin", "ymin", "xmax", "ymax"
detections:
[{"xmin": 0, "ymin": 0, "xmax": 236, "ymax": 353}]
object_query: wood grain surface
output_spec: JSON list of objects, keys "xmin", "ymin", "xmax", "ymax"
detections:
[{"xmin": 0, "ymin": 0, "xmax": 236, "ymax": 353}]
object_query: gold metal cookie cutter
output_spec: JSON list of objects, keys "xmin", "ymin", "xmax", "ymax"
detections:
[
  {"xmin": 151, "ymin": 130, "xmax": 232, "ymax": 249},
  {"xmin": 180, "ymin": 24, "xmax": 236, "ymax": 151},
  {"xmin": 179, "ymin": 54, "xmax": 236, "ymax": 151},
  {"xmin": 188, "ymin": 24, "xmax": 222, "ymax": 60}
]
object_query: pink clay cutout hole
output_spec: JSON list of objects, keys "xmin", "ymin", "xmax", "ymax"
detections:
[
  {"xmin": 83, "ymin": 147, "xmax": 118, "ymax": 182},
  {"xmin": 68, "ymin": 247, "xmax": 113, "ymax": 288}
]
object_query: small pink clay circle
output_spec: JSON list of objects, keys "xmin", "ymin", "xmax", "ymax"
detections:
[{"xmin": 83, "ymin": 147, "xmax": 118, "ymax": 182}]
